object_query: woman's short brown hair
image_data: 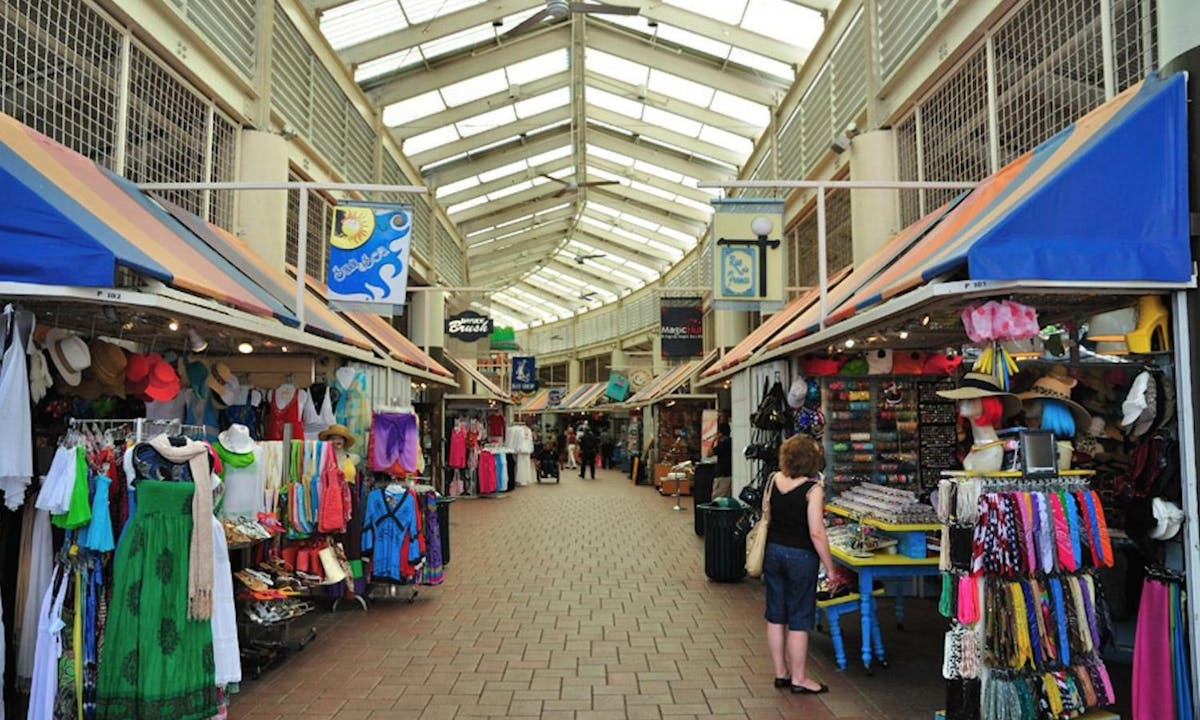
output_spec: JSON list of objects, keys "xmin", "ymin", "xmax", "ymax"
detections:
[{"xmin": 779, "ymin": 435, "xmax": 825, "ymax": 477}]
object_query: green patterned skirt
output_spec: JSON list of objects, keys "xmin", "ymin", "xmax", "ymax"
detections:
[{"xmin": 97, "ymin": 481, "xmax": 217, "ymax": 719}]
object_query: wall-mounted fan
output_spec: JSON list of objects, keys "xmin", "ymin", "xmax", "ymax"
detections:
[
  {"xmin": 540, "ymin": 174, "xmax": 619, "ymax": 198},
  {"xmin": 505, "ymin": 0, "xmax": 638, "ymax": 39}
]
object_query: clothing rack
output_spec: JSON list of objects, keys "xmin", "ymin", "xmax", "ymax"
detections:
[{"xmin": 66, "ymin": 417, "xmax": 207, "ymax": 442}]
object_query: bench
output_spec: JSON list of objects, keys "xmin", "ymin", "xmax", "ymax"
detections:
[{"xmin": 816, "ymin": 589, "xmax": 886, "ymax": 671}]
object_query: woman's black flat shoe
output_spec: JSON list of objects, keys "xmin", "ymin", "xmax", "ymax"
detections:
[
  {"xmin": 774, "ymin": 677, "xmax": 791, "ymax": 688},
  {"xmin": 791, "ymin": 682, "xmax": 829, "ymax": 694}
]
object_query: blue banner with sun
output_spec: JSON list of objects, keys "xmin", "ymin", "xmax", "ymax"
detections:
[{"xmin": 327, "ymin": 202, "xmax": 413, "ymax": 310}]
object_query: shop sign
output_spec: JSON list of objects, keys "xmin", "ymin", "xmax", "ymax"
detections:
[
  {"xmin": 326, "ymin": 202, "xmax": 413, "ymax": 312},
  {"xmin": 660, "ymin": 296, "xmax": 704, "ymax": 358},
  {"xmin": 547, "ymin": 388, "xmax": 563, "ymax": 407},
  {"xmin": 445, "ymin": 310, "xmax": 493, "ymax": 341},
  {"xmin": 710, "ymin": 198, "xmax": 786, "ymax": 312},
  {"xmin": 605, "ymin": 372, "xmax": 630, "ymax": 402},
  {"xmin": 511, "ymin": 356, "xmax": 537, "ymax": 392}
]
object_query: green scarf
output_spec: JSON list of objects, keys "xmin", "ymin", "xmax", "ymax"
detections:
[{"xmin": 215, "ymin": 442, "xmax": 256, "ymax": 470}]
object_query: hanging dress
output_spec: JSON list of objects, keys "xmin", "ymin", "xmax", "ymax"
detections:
[
  {"xmin": 209, "ymin": 516, "xmax": 240, "ymax": 687},
  {"xmin": 478, "ymin": 450, "xmax": 497, "ymax": 494},
  {"xmin": 263, "ymin": 386, "xmax": 304, "ymax": 442},
  {"xmin": 28, "ymin": 567, "xmax": 69, "ymax": 720},
  {"xmin": 448, "ymin": 426, "xmax": 467, "ymax": 469},
  {"xmin": 302, "ymin": 383, "xmax": 338, "ymax": 440},
  {"xmin": 332, "ymin": 367, "xmax": 370, "ymax": 447},
  {"xmin": 0, "ymin": 305, "xmax": 32, "ymax": 510}
]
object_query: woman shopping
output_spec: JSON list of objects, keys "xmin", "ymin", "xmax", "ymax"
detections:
[{"xmin": 762, "ymin": 434, "xmax": 841, "ymax": 694}]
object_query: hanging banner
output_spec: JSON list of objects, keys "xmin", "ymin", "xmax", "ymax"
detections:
[
  {"xmin": 605, "ymin": 372, "xmax": 630, "ymax": 402},
  {"xmin": 327, "ymin": 202, "xmax": 413, "ymax": 313},
  {"xmin": 511, "ymin": 356, "xmax": 537, "ymax": 392},
  {"xmin": 547, "ymin": 388, "xmax": 564, "ymax": 407},
  {"xmin": 700, "ymin": 409, "xmax": 719, "ymax": 458},
  {"xmin": 445, "ymin": 309, "xmax": 493, "ymax": 342},
  {"xmin": 660, "ymin": 296, "xmax": 704, "ymax": 358},
  {"xmin": 710, "ymin": 198, "xmax": 786, "ymax": 312}
]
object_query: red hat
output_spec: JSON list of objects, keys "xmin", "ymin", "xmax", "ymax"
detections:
[
  {"xmin": 891, "ymin": 351, "xmax": 926, "ymax": 375},
  {"xmin": 125, "ymin": 352, "xmax": 152, "ymax": 396},
  {"xmin": 923, "ymin": 353, "xmax": 963, "ymax": 376},
  {"xmin": 801, "ymin": 356, "xmax": 845, "ymax": 377},
  {"xmin": 144, "ymin": 356, "xmax": 181, "ymax": 402}
]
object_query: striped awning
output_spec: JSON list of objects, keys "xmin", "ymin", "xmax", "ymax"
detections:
[
  {"xmin": 445, "ymin": 353, "xmax": 512, "ymax": 403},
  {"xmin": 515, "ymin": 388, "xmax": 550, "ymax": 413},
  {"xmin": 626, "ymin": 349, "xmax": 718, "ymax": 406},
  {"xmin": 561, "ymin": 382, "xmax": 609, "ymax": 411},
  {"xmin": 341, "ymin": 310, "xmax": 456, "ymax": 385}
]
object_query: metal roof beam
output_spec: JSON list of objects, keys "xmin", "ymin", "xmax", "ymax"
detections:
[
  {"xmin": 365, "ymin": 26, "xmax": 570, "ymax": 107},
  {"xmin": 305, "ymin": 0, "xmax": 354, "ymax": 12},
  {"xmin": 585, "ymin": 72, "xmax": 762, "ymax": 140},
  {"xmin": 588, "ymin": 126, "xmax": 732, "ymax": 182},
  {"xmin": 469, "ymin": 228, "xmax": 569, "ymax": 260},
  {"xmin": 489, "ymin": 293, "xmax": 559, "ymax": 322},
  {"xmin": 451, "ymin": 183, "xmax": 567, "ymax": 224},
  {"xmin": 498, "ymin": 284, "xmax": 576, "ymax": 315},
  {"xmin": 340, "ymin": 0, "xmax": 545, "ymax": 66},
  {"xmin": 590, "ymin": 187, "xmax": 706, "ymax": 236},
  {"xmin": 588, "ymin": 157, "xmax": 714, "ymax": 205},
  {"xmin": 579, "ymin": 207, "xmax": 692, "ymax": 250},
  {"xmin": 548, "ymin": 258, "xmax": 643, "ymax": 291},
  {"xmin": 586, "ymin": 106, "xmax": 744, "ymax": 167},
  {"xmin": 409, "ymin": 106, "xmax": 573, "ymax": 167},
  {"xmin": 587, "ymin": 23, "xmax": 786, "ymax": 107},
  {"xmin": 423, "ymin": 125, "xmax": 571, "ymax": 185},
  {"xmin": 588, "ymin": 180, "xmax": 710, "ymax": 225},
  {"xmin": 438, "ymin": 156, "xmax": 574, "ymax": 207},
  {"xmin": 512, "ymin": 278, "xmax": 589, "ymax": 308},
  {"xmin": 465, "ymin": 207, "xmax": 575, "ymax": 243},
  {"xmin": 576, "ymin": 226, "xmax": 675, "ymax": 264},
  {"xmin": 389, "ymin": 71, "xmax": 571, "ymax": 140},
  {"xmin": 619, "ymin": 1, "xmax": 809, "ymax": 65},
  {"xmin": 782, "ymin": 0, "xmax": 837, "ymax": 15},
  {"xmin": 459, "ymin": 195, "xmax": 576, "ymax": 234}
]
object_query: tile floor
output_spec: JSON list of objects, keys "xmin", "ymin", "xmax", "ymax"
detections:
[{"xmin": 231, "ymin": 468, "xmax": 948, "ymax": 719}]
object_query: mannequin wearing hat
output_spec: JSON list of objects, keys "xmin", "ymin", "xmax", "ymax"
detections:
[
  {"xmin": 936, "ymin": 373, "xmax": 1021, "ymax": 474},
  {"xmin": 318, "ymin": 425, "xmax": 359, "ymax": 485},
  {"xmin": 215, "ymin": 424, "xmax": 265, "ymax": 520},
  {"xmin": 1020, "ymin": 367, "xmax": 1092, "ymax": 472}
]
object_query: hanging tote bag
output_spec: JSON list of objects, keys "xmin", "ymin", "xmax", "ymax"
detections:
[
  {"xmin": 752, "ymin": 378, "xmax": 790, "ymax": 431},
  {"xmin": 745, "ymin": 474, "xmax": 775, "ymax": 577}
]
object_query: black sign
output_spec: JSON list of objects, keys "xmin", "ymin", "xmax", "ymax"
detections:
[
  {"xmin": 660, "ymin": 297, "xmax": 704, "ymax": 358},
  {"xmin": 445, "ymin": 310, "xmax": 493, "ymax": 342}
]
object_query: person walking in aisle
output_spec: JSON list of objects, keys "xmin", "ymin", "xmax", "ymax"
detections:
[
  {"xmin": 600, "ymin": 430, "xmax": 614, "ymax": 469},
  {"xmin": 762, "ymin": 434, "xmax": 842, "ymax": 694},
  {"xmin": 578, "ymin": 427, "xmax": 598, "ymax": 479},
  {"xmin": 564, "ymin": 427, "xmax": 578, "ymax": 469}
]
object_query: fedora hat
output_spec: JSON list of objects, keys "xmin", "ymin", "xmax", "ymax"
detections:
[
  {"xmin": 89, "ymin": 339, "xmax": 127, "ymax": 397},
  {"xmin": 1121, "ymin": 371, "xmax": 1157, "ymax": 439},
  {"xmin": 208, "ymin": 362, "xmax": 233, "ymax": 397},
  {"xmin": 144, "ymin": 355, "xmax": 181, "ymax": 402},
  {"xmin": 1149, "ymin": 497, "xmax": 1184, "ymax": 541},
  {"xmin": 44, "ymin": 329, "xmax": 91, "ymax": 386},
  {"xmin": 1018, "ymin": 366, "xmax": 1091, "ymax": 429},
  {"xmin": 936, "ymin": 372, "xmax": 1021, "ymax": 418},
  {"xmin": 318, "ymin": 424, "xmax": 356, "ymax": 448},
  {"xmin": 217, "ymin": 424, "xmax": 256, "ymax": 454}
]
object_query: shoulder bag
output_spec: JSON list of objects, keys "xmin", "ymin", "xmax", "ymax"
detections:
[{"xmin": 745, "ymin": 474, "xmax": 774, "ymax": 577}]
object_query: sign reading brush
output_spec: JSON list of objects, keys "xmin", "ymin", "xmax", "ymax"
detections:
[{"xmin": 327, "ymin": 202, "xmax": 413, "ymax": 314}]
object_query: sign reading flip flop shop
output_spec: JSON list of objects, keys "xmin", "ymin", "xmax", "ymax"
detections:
[
  {"xmin": 511, "ymin": 356, "xmax": 537, "ymax": 392},
  {"xmin": 327, "ymin": 202, "xmax": 413, "ymax": 313},
  {"xmin": 445, "ymin": 310, "xmax": 493, "ymax": 342},
  {"xmin": 710, "ymin": 198, "xmax": 786, "ymax": 312}
]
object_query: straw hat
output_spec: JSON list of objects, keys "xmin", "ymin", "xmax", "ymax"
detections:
[
  {"xmin": 89, "ymin": 339, "xmax": 127, "ymax": 398},
  {"xmin": 935, "ymin": 372, "xmax": 1021, "ymax": 418},
  {"xmin": 44, "ymin": 329, "xmax": 91, "ymax": 386},
  {"xmin": 208, "ymin": 362, "xmax": 233, "ymax": 397},
  {"xmin": 1018, "ymin": 366, "xmax": 1091, "ymax": 429},
  {"xmin": 318, "ymin": 424, "xmax": 356, "ymax": 448}
]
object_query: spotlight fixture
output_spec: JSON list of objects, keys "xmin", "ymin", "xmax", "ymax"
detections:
[
  {"xmin": 921, "ymin": 314, "xmax": 931, "ymax": 327},
  {"xmin": 898, "ymin": 330, "xmax": 909, "ymax": 340},
  {"xmin": 168, "ymin": 320, "xmax": 180, "ymax": 332},
  {"xmin": 844, "ymin": 338, "xmax": 856, "ymax": 348},
  {"xmin": 187, "ymin": 328, "xmax": 208, "ymax": 353},
  {"xmin": 281, "ymin": 346, "xmax": 289, "ymax": 353},
  {"xmin": 237, "ymin": 342, "xmax": 253, "ymax": 354}
]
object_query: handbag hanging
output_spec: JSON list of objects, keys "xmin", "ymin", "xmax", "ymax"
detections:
[
  {"xmin": 745, "ymin": 473, "xmax": 774, "ymax": 577},
  {"xmin": 752, "ymin": 377, "xmax": 790, "ymax": 431}
]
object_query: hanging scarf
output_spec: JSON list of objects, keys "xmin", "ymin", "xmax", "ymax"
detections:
[
  {"xmin": 213, "ymin": 443, "xmax": 256, "ymax": 470},
  {"xmin": 147, "ymin": 435, "xmax": 214, "ymax": 620}
]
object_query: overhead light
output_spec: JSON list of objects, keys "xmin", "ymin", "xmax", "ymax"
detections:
[
  {"xmin": 898, "ymin": 330, "xmax": 909, "ymax": 340},
  {"xmin": 187, "ymin": 328, "xmax": 208, "ymax": 353},
  {"xmin": 281, "ymin": 346, "xmax": 289, "ymax": 353},
  {"xmin": 237, "ymin": 342, "xmax": 254, "ymax": 354},
  {"xmin": 168, "ymin": 320, "xmax": 179, "ymax": 332},
  {"xmin": 844, "ymin": 338, "xmax": 856, "ymax": 348},
  {"xmin": 921, "ymin": 314, "xmax": 931, "ymax": 327}
]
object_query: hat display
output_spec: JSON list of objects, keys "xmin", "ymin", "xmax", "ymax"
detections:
[
  {"xmin": 28, "ymin": 347, "xmax": 52, "ymax": 404},
  {"xmin": 184, "ymin": 361, "xmax": 209, "ymax": 398},
  {"xmin": 208, "ymin": 362, "xmax": 233, "ymax": 397},
  {"xmin": 923, "ymin": 353, "xmax": 963, "ymax": 376},
  {"xmin": 125, "ymin": 352, "xmax": 152, "ymax": 394},
  {"xmin": 44, "ymin": 329, "xmax": 91, "ymax": 386},
  {"xmin": 143, "ymin": 354, "xmax": 181, "ymax": 402},
  {"xmin": 1018, "ymin": 366, "xmax": 1091, "ymax": 429},
  {"xmin": 217, "ymin": 424, "xmax": 256, "ymax": 454},
  {"xmin": 1121, "ymin": 371, "xmax": 1157, "ymax": 438},
  {"xmin": 838, "ymin": 356, "xmax": 869, "ymax": 376},
  {"xmin": 89, "ymin": 339, "xmax": 127, "ymax": 398},
  {"xmin": 867, "ymin": 349, "xmax": 893, "ymax": 375},
  {"xmin": 1149, "ymin": 497, "xmax": 1184, "ymax": 541},
  {"xmin": 786, "ymin": 374, "xmax": 808, "ymax": 410},
  {"xmin": 318, "ymin": 424, "xmax": 356, "ymax": 448},
  {"xmin": 935, "ymin": 372, "xmax": 1022, "ymax": 418},
  {"xmin": 891, "ymin": 351, "xmax": 926, "ymax": 375}
]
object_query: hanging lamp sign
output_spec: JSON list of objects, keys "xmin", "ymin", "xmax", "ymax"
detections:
[
  {"xmin": 327, "ymin": 202, "xmax": 413, "ymax": 313},
  {"xmin": 710, "ymin": 198, "xmax": 786, "ymax": 312},
  {"xmin": 445, "ymin": 310, "xmax": 493, "ymax": 342}
]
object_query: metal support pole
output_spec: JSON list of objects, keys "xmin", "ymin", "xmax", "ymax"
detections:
[
  {"xmin": 296, "ymin": 187, "xmax": 308, "ymax": 328},
  {"xmin": 1099, "ymin": 0, "xmax": 1117, "ymax": 101},
  {"xmin": 113, "ymin": 33, "xmax": 132, "ymax": 176},
  {"xmin": 136, "ymin": 181, "xmax": 427, "ymax": 194},
  {"xmin": 817, "ymin": 189, "xmax": 828, "ymax": 331},
  {"xmin": 1172, "ymin": 290, "xmax": 1200, "ymax": 700}
]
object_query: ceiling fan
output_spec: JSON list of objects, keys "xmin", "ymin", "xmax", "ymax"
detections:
[
  {"xmin": 505, "ymin": 0, "xmax": 638, "ymax": 39},
  {"xmin": 573, "ymin": 253, "xmax": 606, "ymax": 264},
  {"xmin": 540, "ymin": 174, "xmax": 619, "ymax": 198}
]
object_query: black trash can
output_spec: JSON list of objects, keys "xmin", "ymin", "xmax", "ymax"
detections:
[
  {"xmin": 699, "ymin": 502, "xmax": 749, "ymax": 582},
  {"xmin": 436, "ymin": 497, "xmax": 455, "ymax": 565},
  {"xmin": 692, "ymin": 464, "xmax": 716, "ymax": 536}
]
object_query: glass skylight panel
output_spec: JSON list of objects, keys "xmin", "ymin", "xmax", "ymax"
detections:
[
  {"xmin": 382, "ymin": 90, "xmax": 447, "ymax": 128},
  {"xmin": 524, "ymin": 145, "xmax": 571, "ymax": 167},
  {"xmin": 440, "ymin": 69, "xmax": 506, "ymax": 106},
  {"xmin": 742, "ymin": 0, "xmax": 824, "ymax": 48},
  {"xmin": 647, "ymin": 70, "xmax": 714, "ymax": 108},
  {"xmin": 699, "ymin": 125, "xmax": 754, "ymax": 157},
  {"xmin": 708, "ymin": 91, "xmax": 770, "ymax": 130},
  {"xmin": 647, "ymin": 239, "xmax": 684, "ymax": 257},
  {"xmin": 354, "ymin": 48, "xmax": 422, "ymax": 82},
  {"xmin": 655, "ymin": 24, "xmax": 731, "ymax": 61},
  {"xmin": 446, "ymin": 195, "xmax": 488, "ymax": 215},
  {"xmin": 488, "ymin": 180, "xmax": 533, "ymax": 200},
  {"xmin": 587, "ymin": 145, "xmax": 634, "ymax": 167},
  {"xmin": 728, "ymin": 47, "xmax": 793, "ymax": 80},
  {"xmin": 515, "ymin": 87, "xmax": 570, "ymax": 118},
  {"xmin": 632, "ymin": 160, "xmax": 684, "ymax": 184},
  {"xmin": 455, "ymin": 105, "xmax": 517, "ymax": 138},
  {"xmin": 630, "ymin": 181, "xmax": 675, "ymax": 202},
  {"xmin": 506, "ymin": 49, "xmax": 569, "ymax": 85},
  {"xmin": 586, "ymin": 50, "xmax": 649, "ymax": 86},
  {"xmin": 676, "ymin": 195, "xmax": 715, "ymax": 215},
  {"xmin": 642, "ymin": 106, "xmax": 702, "ymax": 138},
  {"xmin": 586, "ymin": 166, "xmax": 623, "ymax": 183},
  {"xmin": 587, "ymin": 87, "xmax": 643, "ymax": 119},
  {"xmin": 658, "ymin": 226, "xmax": 697, "ymax": 245},
  {"xmin": 403, "ymin": 124, "xmax": 460, "ymax": 156},
  {"xmin": 320, "ymin": 0, "xmax": 409, "ymax": 51},
  {"xmin": 419, "ymin": 23, "xmax": 496, "ymax": 64},
  {"xmin": 477, "ymin": 159, "xmax": 529, "ymax": 184},
  {"xmin": 435, "ymin": 176, "xmax": 480, "ymax": 198},
  {"xmin": 663, "ymin": 0, "xmax": 746, "ymax": 25},
  {"xmin": 401, "ymin": 0, "xmax": 486, "ymax": 25}
]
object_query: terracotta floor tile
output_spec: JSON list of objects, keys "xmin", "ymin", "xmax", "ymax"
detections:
[{"xmin": 231, "ymin": 470, "xmax": 943, "ymax": 720}]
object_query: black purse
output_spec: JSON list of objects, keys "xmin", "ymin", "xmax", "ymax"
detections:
[{"xmin": 751, "ymin": 378, "xmax": 790, "ymax": 430}]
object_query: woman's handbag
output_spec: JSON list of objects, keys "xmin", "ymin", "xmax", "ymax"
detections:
[
  {"xmin": 752, "ymin": 378, "xmax": 790, "ymax": 430},
  {"xmin": 745, "ymin": 474, "xmax": 774, "ymax": 577}
]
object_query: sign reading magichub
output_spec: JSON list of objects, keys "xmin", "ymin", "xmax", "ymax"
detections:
[
  {"xmin": 660, "ymin": 297, "xmax": 704, "ymax": 358},
  {"xmin": 445, "ymin": 310, "xmax": 493, "ymax": 342}
]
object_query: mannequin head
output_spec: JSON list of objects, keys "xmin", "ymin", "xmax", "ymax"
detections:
[{"xmin": 959, "ymin": 396, "xmax": 1005, "ymax": 428}]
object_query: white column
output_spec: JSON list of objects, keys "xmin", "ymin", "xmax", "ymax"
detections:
[
  {"xmin": 714, "ymin": 309, "xmax": 749, "ymax": 350},
  {"xmin": 848, "ymin": 128, "xmax": 900, "ymax": 267},
  {"xmin": 411, "ymin": 290, "xmax": 446, "ymax": 350},
  {"xmin": 651, "ymin": 335, "xmax": 666, "ymax": 375},
  {"xmin": 236, "ymin": 130, "xmax": 290, "ymax": 270},
  {"xmin": 568, "ymin": 358, "xmax": 581, "ymax": 387}
]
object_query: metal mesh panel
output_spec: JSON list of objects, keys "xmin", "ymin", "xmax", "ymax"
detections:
[
  {"xmin": 993, "ymin": 0, "xmax": 1106, "ymax": 167},
  {"xmin": 894, "ymin": 113, "xmax": 921, "ymax": 226},
  {"xmin": 877, "ymin": 0, "xmax": 938, "ymax": 82},
  {"xmin": 285, "ymin": 171, "xmax": 333, "ymax": 281},
  {"xmin": 124, "ymin": 43, "xmax": 208, "ymax": 216},
  {"xmin": 345, "ymin": 112, "xmax": 377, "ymax": 184},
  {"xmin": 209, "ymin": 111, "xmax": 239, "ymax": 228},
  {"xmin": 697, "ymin": 240, "xmax": 713, "ymax": 288},
  {"xmin": 918, "ymin": 48, "xmax": 990, "ymax": 210},
  {"xmin": 270, "ymin": 5, "xmax": 312, "ymax": 137},
  {"xmin": 170, "ymin": 0, "xmax": 256, "ymax": 78},
  {"xmin": 381, "ymin": 151, "xmax": 411, "ymax": 186},
  {"xmin": 0, "ymin": 0, "xmax": 122, "ymax": 166},
  {"xmin": 800, "ymin": 67, "xmax": 833, "ymax": 176},
  {"xmin": 1111, "ymin": 0, "xmax": 1157, "ymax": 92},
  {"xmin": 792, "ymin": 189, "xmax": 852, "ymax": 287},
  {"xmin": 412, "ymin": 196, "xmax": 433, "ymax": 260},
  {"xmin": 434, "ymin": 222, "xmax": 465, "ymax": 286},
  {"xmin": 831, "ymin": 11, "xmax": 867, "ymax": 136},
  {"xmin": 625, "ymin": 293, "xmax": 655, "ymax": 332},
  {"xmin": 311, "ymin": 67, "xmax": 347, "ymax": 171}
]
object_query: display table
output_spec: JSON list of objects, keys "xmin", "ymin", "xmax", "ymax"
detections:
[
  {"xmin": 816, "ymin": 588, "xmax": 885, "ymax": 671},
  {"xmin": 934, "ymin": 711, "xmax": 1118, "ymax": 720},
  {"xmin": 830, "ymin": 545, "xmax": 940, "ymax": 673}
]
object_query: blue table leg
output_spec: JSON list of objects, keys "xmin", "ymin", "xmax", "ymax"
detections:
[
  {"xmin": 827, "ymin": 607, "xmax": 848, "ymax": 670},
  {"xmin": 895, "ymin": 586, "xmax": 905, "ymax": 630},
  {"xmin": 859, "ymin": 568, "xmax": 875, "ymax": 672}
]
